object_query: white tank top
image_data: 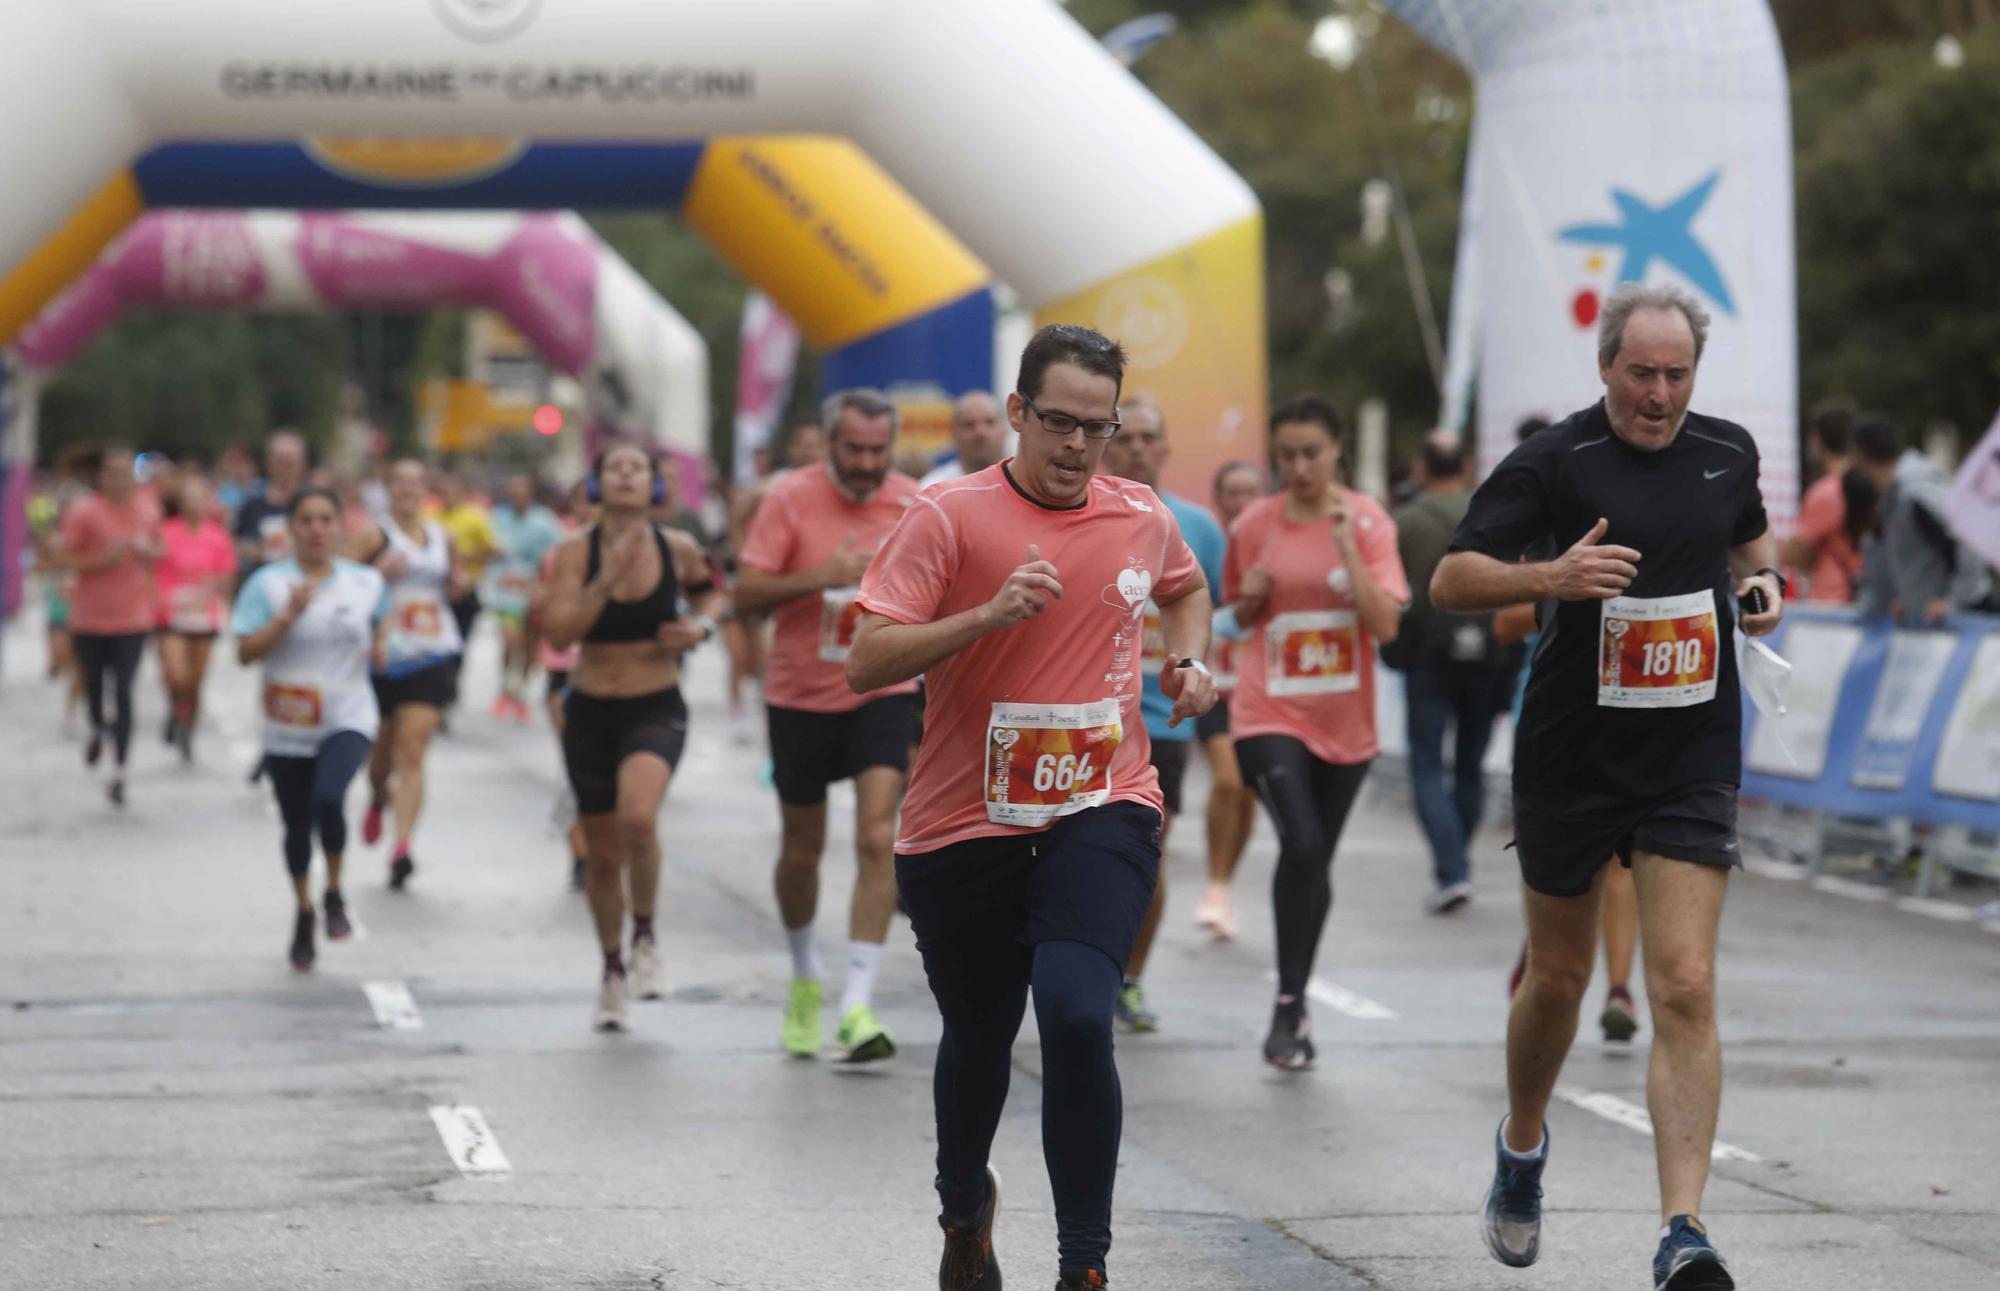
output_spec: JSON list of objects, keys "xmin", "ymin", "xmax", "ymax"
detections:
[{"xmin": 378, "ymin": 519, "xmax": 462, "ymax": 673}]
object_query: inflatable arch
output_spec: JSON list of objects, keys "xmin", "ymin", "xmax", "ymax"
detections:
[
  {"xmin": 0, "ymin": 0, "xmax": 1268, "ymax": 618},
  {"xmin": 1389, "ymin": 0, "xmax": 1800, "ymax": 528}
]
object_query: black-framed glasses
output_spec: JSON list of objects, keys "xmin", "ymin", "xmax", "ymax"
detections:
[{"xmin": 1019, "ymin": 392, "xmax": 1121, "ymax": 440}]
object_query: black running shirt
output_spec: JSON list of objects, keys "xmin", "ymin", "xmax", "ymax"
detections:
[{"xmin": 1450, "ymin": 402, "xmax": 1769, "ymax": 801}]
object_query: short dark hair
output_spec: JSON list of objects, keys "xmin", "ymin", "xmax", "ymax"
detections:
[
  {"xmin": 1514, "ymin": 415, "xmax": 1552, "ymax": 444},
  {"xmin": 1015, "ymin": 324, "xmax": 1127, "ymax": 402},
  {"xmin": 1853, "ymin": 417, "xmax": 1903, "ymax": 466},
  {"xmin": 1420, "ymin": 435, "xmax": 1466, "ymax": 480},
  {"xmin": 1839, "ymin": 467, "xmax": 1880, "ymax": 542},
  {"xmin": 1212, "ymin": 459, "xmax": 1261, "ymax": 495},
  {"xmin": 1808, "ymin": 396, "xmax": 1858, "ymax": 457},
  {"xmin": 286, "ymin": 484, "xmax": 342, "ymax": 520},
  {"xmin": 1270, "ymin": 394, "xmax": 1346, "ymax": 442}
]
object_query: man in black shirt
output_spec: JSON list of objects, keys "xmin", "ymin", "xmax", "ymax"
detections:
[
  {"xmin": 232, "ymin": 431, "xmax": 308, "ymax": 576},
  {"xmin": 1434, "ymin": 282, "xmax": 1781, "ymax": 1290}
]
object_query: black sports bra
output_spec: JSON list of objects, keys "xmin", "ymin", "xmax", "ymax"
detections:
[{"xmin": 584, "ymin": 524, "xmax": 679, "ymax": 644}]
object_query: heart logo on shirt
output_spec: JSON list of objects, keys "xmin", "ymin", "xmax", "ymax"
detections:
[
  {"xmin": 992, "ymin": 728, "xmax": 1019, "ymax": 749},
  {"xmin": 1326, "ymin": 567, "xmax": 1351, "ymax": 594},
  {"xmin": 1114, "ymin": 567, "xmax": 1153, "ymax": 606}
]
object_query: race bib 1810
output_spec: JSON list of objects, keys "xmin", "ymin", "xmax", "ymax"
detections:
[
  {"xmin": 1266, "ymin": 610, "xmax": 1360, "ymax": 697},
  {"xmin": 984, "ymin": 698, "xmax": 1122, "ymax": 827},
  {"xmin": 1598, "ymin": 590, "xmax": 1719, "ymax": 709}
]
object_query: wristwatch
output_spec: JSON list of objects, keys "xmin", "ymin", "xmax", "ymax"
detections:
[{"xmin": 1752, "ymin": 567, "xmax": 1789, "ymax": 598}]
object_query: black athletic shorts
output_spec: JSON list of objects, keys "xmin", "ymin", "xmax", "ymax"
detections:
[
  {"xmin": 1148, "ymin": 738, "xmax": 1191, "ymax": 817},
  {"xmin": 1195, "ymin": 693, "xmax": 1231, "ymax": 744},
  {"xmin": 562, "ymin": 686, "xmax": 689, "ymax": 815},
  {"xmin": 895, "ymin": 800, "xmax": 1163, "ymax": 968},
  {"xmin": 372, "ymin": 659, "xmax": 456, "ymax": 713},
  {"xmin": 546, "ymin": 669, "xmax": 570, "ymax": 700},
  {"xmin": 1511, "ymin": 780, "xmax": 1741, "ymax": 898},
  {"xmin": 766, "ymin": 694, "xmax": 920, "ymax": 806}
]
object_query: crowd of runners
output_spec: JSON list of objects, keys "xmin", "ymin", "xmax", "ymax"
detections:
[{"xmin": 22, "ymin": 286, "xmax": 1770, "ymax": 1290}]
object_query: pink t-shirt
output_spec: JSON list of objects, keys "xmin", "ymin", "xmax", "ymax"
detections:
[
  {"xmin": 740, "ymin": 464, "xmax": 922, "ymax": 713},
  {"xmin": 155, "ymin": 517, "xmax": 238, "ymax": 633},
  {"xmin": 1224, "ymin": 490, "xmax": 1409, "ymax": 765},
  {"xmin": 859, "ymin": 463, "xmax": 1201, "ymax": 853},
  {"xmin": 60, "ymin": 493, "xmax": 161, "ymax": 636},
  {"xmin": 1794, "ymin": 472, "xmax": 1860, "ymax": 604}
]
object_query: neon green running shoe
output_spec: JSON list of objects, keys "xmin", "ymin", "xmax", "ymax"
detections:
[
  {"xmin": 1115, "ymin": 980, "xmax": 1159, "ymax": 1033},
  {"xmin": 782, "ymin": 978, "xmax": 823, "ymax": 1057},
  {"xmin": 835, "ymin": 1003, "xmax": 896, "ymax": 1063}
]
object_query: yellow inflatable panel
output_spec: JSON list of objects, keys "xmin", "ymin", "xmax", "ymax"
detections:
[
  {"xmin": 685, "ymin": 136, "xmax": 989, "ymax": 351},
  {"xmin": 0, "ymin": 170, "xmax": 145, "ymax": 347},
  {"xmin": 1036, "ymin": 214, "xmax": 1267, "ymax": 505}
]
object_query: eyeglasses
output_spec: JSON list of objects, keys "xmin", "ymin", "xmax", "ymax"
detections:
[{"xmin": 1019, "ymin": 393, "xmax": 1121, "ymax": 440}]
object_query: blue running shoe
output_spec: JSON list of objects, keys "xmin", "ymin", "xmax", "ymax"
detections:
[
  {"xmin": 1654, "ymin": 1214, "xmax": 1734, "ymax": 1290},
  {"xmin": 1482, "ymin": 1119, "xmax": 1547, "ymax": 1267}
]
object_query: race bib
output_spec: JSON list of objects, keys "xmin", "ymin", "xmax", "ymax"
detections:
[
  {"xmin": 1211, "ymin": 637, "xmax": 1240, "ymax": 693},
  {"xmin": 258, "ymin": 514, "xmax": 292, "ymax": 562},
  {"xmin": 1266, "ymin": 610, "xmax": 1361, "ymax": 697},
  {"xmin": 984, "ymin": 699, "xmax": 1122, "ymax": 827},
  {"xmin": 1139, "ymin": 601, "xmax": 1168, "ymax": 677},
  {"xmin": 264, "ymin": 682, "xmax": 324, "ymax": 729},
  {"xmin": 396, "ymin": 599, "xmax": 446, "ymax": 642},
  {"xmin": 168, "ymin": 584, "xmax": 219, "ymax": 634},
  {"xmin": 496, "ymin": 568, "xmax": 536, "ymax": 600},
  {"xmin": 818, "ymin": 587, "xmax": 865, "ymax": 663},
  {"xmin": 1598, "ymin": 590, "xmax": 1719, "ymax": 709}
]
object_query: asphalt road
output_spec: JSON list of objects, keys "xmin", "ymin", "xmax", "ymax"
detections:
[{"xmin": 3, "ymin": 616, "xmax": 1997, "ymax": 1290}]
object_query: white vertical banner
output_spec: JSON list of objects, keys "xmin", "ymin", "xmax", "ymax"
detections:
[
  {"xmin": 1945, "ymin": 412, "xmax": 2000, "ymax": 573},
  {"xmin": 732, "ymin": 289, "xmax": 802, "ymax": 486},
  {"xmin": 1386, "ymin": 0, "xmax": 1799, "ymax": 530}
]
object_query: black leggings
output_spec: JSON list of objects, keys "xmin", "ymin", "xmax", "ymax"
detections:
[
  {"xmin": 265, "ymin": 731, "xmax": 373, "ymax": 879},
  {"xmin": 1235, "ymin": 735, "xmax": 1371, "ymax": 1000},
  {"xmin": 74, "ymin": 632, "xmax": 146, "ymax": 766}
]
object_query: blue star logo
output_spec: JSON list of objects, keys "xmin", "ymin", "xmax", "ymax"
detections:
[{"xmin": 1558, "ymin": 172, "xmax": 1735, "ymax": 315}]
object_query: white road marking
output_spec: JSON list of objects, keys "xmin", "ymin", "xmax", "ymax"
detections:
[
  {"xmin": 1556, "ymin": 1089, "xmax": 1761, "ymax": 1163},
  {"xmin": 1810, "ymin": 875, "xmax": 1893, "ymax": 902},
  {"xmin": 1263, "ymin": 972, "xmax": 1397, "ymax": 1020},
  {"xmin": 429, "ymin": 1105, "xmax": 511, "ymax": 1176},
  {"xmin": 1743, "ymin": 857, "xmax": 1808, "ymax": 882},
  {"xmin": 362, "ymin": 980, "xmax": 423, "ymax": 1030},
  {"xmin": 1894, "ymin": 897, "xmax": 1977, "ymax": 922}
]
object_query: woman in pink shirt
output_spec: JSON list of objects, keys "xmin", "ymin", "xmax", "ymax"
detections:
[
  {"xmin": 1224, "ymin": 396, "xmax": 1409, "ymax": 1069},
  {"xmin": 57, "ymin": 444, "xmax": 163, "ymax": 806},
  {"xmin": 154, "ymin": 472, "xmax": 239, "ymax": 762}
]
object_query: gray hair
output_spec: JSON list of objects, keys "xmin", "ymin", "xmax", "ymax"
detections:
[
  {"xmin": 820, "ymin": 387, "xmax": 900, "ymax": 437},
  {"xmin": 1596, "ymin": 281, "xmax": 1711, "ymax": 367}
]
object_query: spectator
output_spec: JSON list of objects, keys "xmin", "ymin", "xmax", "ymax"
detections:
[
  {"xmin": 1388, "ymin": 430, "xmax": 1510, "ymax": 913},
  {"xmin": 1784, "ymin": 398, "xmax": 1864, "ymax": 603},
  {"xmin": 1853, "ymin": 417, "xmax": 1991, "ymax": 625},
  {"xmin": 233, "ymin": 431, "xmax": 308, "ymax": 574},
  {"xmin": 921, "ymin": 390, "xmax": 1009, "ymax": 486}
]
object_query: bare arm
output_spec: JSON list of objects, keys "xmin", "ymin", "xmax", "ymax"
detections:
[
  {"xmin": 539, "ymin": 535, "xmax": 612, "ymax": 650},
  {"xmin": 845, "ymin": 545, "xmax": 1064, "ymax": 693},
  {"xmin": 1730, "ymin": 529, "xmax": 1784, "ymax": 636},
  {"xmin": 237, "ymin": 584, "xmax": 310, "ymax": 666},
  {"xmin": 656, "ymin": 531, "xmax": 730, "ymax": 652},
  {"xmin": 1433, "ymin": 518, "xmax": 1641, "ymax": 612},
  {"xmin": 1156, "ymin": 582, "xmax": 1219, "ymax": 727},
  {"xmin": 1338, "ymin": 533, "xmax": 1403, "ymax": 644},
  {"xmin": 733, "ymin": 534, "xmax": 870, "ymax": 617}
]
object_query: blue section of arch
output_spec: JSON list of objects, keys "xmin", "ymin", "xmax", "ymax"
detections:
[
  {"xmin": 821, "ymin": 288, "xmax": 994, "ymax": 399},
  {"xmin": 131, "ymin": 141, "xmax": 707, "ymax": 210}
]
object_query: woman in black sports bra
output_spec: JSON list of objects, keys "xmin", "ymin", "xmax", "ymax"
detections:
[{"xmin": 543, "ymin": 441, "xmax": 725, "ymax": 1032}]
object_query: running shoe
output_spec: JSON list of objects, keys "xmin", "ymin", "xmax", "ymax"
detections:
[
  {"xmin": 175, "ymin": 721, "xmax": 194, "ymax": 765},
  {"xmin": 1115, "ymin": 981, "xmax": 1159, "ymax": 1034},
  {"xmin": 162, "ymin": 715, "xmax": 179, "ymax": 746},
  {"xmin": 388, "ymin": 852, "xmax": 415, "ymax": 891},
  {"xmin": 1055, "ymin": 1272, "xmax": 1107, "ymax": 1289},
  {"xmin": 938, "ymin": 1164, "xmax": 1001, "ymax": 1291},
  {"xmin": 630, "ymin": 935, "xmax": 666, "ymax": 1001},
  {"xmin": 323, "ymin": 890, "xmax": 352, "ymax": 942},
  {"xmin": 289, "ymin": 909, "xmax": 316, "ymax": 972},
  {"xmin": 1653, "ymin": 1214, "xmax": 1734, "ymax": 1290},
  {"xmin": 1482, "ymin": 1119, "xmax": 1547, "ymax": 1268},
  {"xmin": 594, "ymin": 970, "xmax": 629, "ymax": 1032},
  {"xmin": 835, "ymin": 1003, "xmax": 895, "ymax": 1063},
  {"xmin": 85, "ymin": 731, "xmax": 103, "ymax": 767},
  {"xmin": 729, "ymin": 701, "xmax": 756, "ymax": 747},
  {"xmin": 1262, "ymin": 999, "xmax": 1314, "ymax": 1070},
  {"xmin": 106, "ymin": 777, "xmax": 126, "ymax": 809},
  {"xmin": 361, "ymin": 801, "xmax": 385, "ymax": 846},
  {"xmin": 1601, "ymin": 986, "xmax": 1639, "ymax": 1045},
  {"xmin": 570, "ymin": 856, "xmax": 587, "ymax": 891},
  {"xmin": 781, "ymin": 977, "xmax": 823, "ymax": 1057},
  {"xmin": 1194, "ymin": 882, "xmax": 1236, "ymax": 940},
  {"xmin": 1423, "ymin": 879, "xmax": 1474, "ymax": 915},
  {"xmin": 489, "ymin": 695, "xmax": 512, "ymax": 721}
]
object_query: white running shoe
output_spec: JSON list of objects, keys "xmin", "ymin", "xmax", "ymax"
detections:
[
  {"xmin": 1194, "ymin": 882, "xmax": 1237, "ymax": 941},
  {"xmin": 594, "ymin": 971, "xmax": 629, "ymax": 1032},
  {"xmin": 629, "ymin": 936, "xmax": 666, "ymax": 1001}
]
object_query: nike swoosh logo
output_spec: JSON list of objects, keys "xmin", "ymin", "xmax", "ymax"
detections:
[{"xmin": 1704, "ymin": 468, "xmax": 1729, "ymax": 480}]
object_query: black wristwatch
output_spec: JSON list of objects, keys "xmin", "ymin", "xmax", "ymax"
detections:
[{"xmin": 1752, "ymin": 567, "xmax": 1788, "ymax": 598}]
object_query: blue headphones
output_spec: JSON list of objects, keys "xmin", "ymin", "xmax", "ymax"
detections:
[{"xmin": 587, "ymin": 445, "xmax": 666, "ymax": 506}]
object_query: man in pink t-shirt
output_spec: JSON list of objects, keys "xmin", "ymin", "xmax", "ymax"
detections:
[
  {"xmin": 848, "ymin": 325, "xmax": 1215, "ymax": 1291},
  {"xmin": 734, "ymin": 388, "xmax": 921, "ymax": 1064},
  {"xmin": 58, "ymin": 445, "xmax": 162, "ymax": 805}
]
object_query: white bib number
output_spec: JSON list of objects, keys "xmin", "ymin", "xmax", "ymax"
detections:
[
  {"xmin": 1598, "ymin": 590, "xmax": 1720, "ymax": 709},
  {"xmin": 168, "ymin": 584, "xmax": 218, "ymax": 634},
  {"xmin": 984, "ymin": 699, "xmax": 1122, "ymax": 827},
  {"xmin": 818, "ymin": 586, "xmax": 864, "ymax": 664},
  {"xmin": 1265, "ymin": 610, "xmax": 1360, "ymax": 697}
]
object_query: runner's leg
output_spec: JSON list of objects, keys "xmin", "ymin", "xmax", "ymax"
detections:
[
  {"xmin": 774, "ymin": 801, "xmax": 828, "ymax": 943},
  {"xmin": 1630, "ymin": 850, "xmax": 1728, "ymax": 1221},
  {"xmin": 266, "ymin": 754, "xmax": 316, "ymax": 910},
  {"xmin": 311, "ymin": 731, "xmax": 371, "ymax": 896},
  {"xmin": 1405, "ymin": 665, "xmax": 1465, "ymax": 889},
  {"xmin": 1504, "ymin": 867, "xmax": 1607, "ymax": 1153},
  {"xmin": 183, "ymin": 635, "xmax": 216, "ymax": 734},
  {"xmin": 1203, "ymin": 731, "xmax": 1253, "ymax": 886},
  {"xmin": 157, "ymin": 633, "xmax": 188, "ymax": 732},
  {"xmin": 614, "ymin": 752, "xmax": 673, "ymax": 934},
  {"xmin": 1450, "ymin": 668, "xmax": 1501, "ymax": 860},
  {"xmin": 105, "ymin": 633, "xmax": 144, "ymax": 773},
  {"xmin": 388, "ymin": 705, "xmax": 442, "ymax": 852},
  {"xmin": 1033, "ymin": 938, "xmax": 1125, "ymax": 1280},
  {"xmin": 75, "ymin": 634, "xmax": 109, "ymax": 753},
  {"xmin": 842, "ymin": 766, "xmax": 902, "ymax": 1022},
  {"xmin": 1601, "ymin": 862, "xmax": 1639, "ymax": 992}
]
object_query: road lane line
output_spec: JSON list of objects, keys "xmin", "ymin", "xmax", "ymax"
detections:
[
  {"xmin": 362, "ymin": 980, "xmax": 422, "ymax": 1030},
  {"xmin": 1810, "ymin": 875, "xmax": 1893, "ymax": 902},
  {"xmin": 1743, "ymin": 857, "xmax": 1807, "ymax": 882},
  {"xmin": 1894, "ymin": 896, "xmax": 1977, "ymax": 922},
  {"xmin": 429, "ymin": 1105, "xmax": 511, "ymax": 1176},
  {"xmin": 1556, "ymin": 1089, "xmax": 1760, "ymax": 1162},
  {"xmin": 1264, "ymin": 972, "xmax": 1396, "ymax": 1020}
]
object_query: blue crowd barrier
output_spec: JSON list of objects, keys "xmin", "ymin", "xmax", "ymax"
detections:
[{"xmin": 1742, "ymin": 606, "xmax": 2000, "ymax": 832}]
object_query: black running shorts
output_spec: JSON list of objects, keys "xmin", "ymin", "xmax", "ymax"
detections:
[
  {"xmin": 1148, "ymin": 738, "xmax": 1191, "ymax": 817},
  {"xmin": 1511, "ymin": 781, "xmax": 1741, "ymax": 898},
  {"xmin": 372, "ymin": 659, "xmax": 456, "ymax": 714},
  {"xmin": 765, "ymin": 694, "xmax": 920, "ymax": 807},
  {"xmin": 1194, "ymin": 693, "xmax": 1231, "ymax": 744},
  {"xmin": 562, "ymin": 686, "xmax": 689, "ymax": 815}
]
